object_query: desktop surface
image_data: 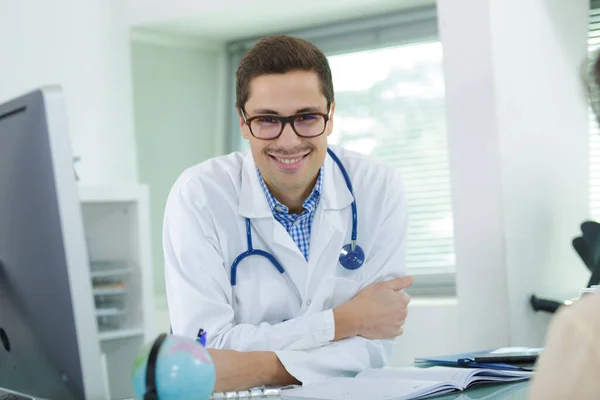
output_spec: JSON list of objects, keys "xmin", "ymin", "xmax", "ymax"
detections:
[
  {"xmin": 282, "ymin": 381, "xmax": 529, "ymax": 399},
  {"xmin": 118, "ymin": 380, "xmax": 529, "ymax": 400}
]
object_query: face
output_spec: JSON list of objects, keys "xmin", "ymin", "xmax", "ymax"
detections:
[{"xmin": 239, "ymin": 70, "xmax": 334, "ymax": 198}]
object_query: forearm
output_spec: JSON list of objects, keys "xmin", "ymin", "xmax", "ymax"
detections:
[
  {"xmin": 203, "ymin": 310, "xmax": 335, "ymax": 352},
  {"xmin": 276, "ymin": 336, "xmax": 394, "ymax": 385},
  {"xmin": 209, "ymin": 305, "xmax": 362, "ymax": 392},
  {"xmin": 209, "ymin": 349, "xmax": 299, "ymax": 392},
  {"xmin": 332, "ymin": 302, "xmax": 359, "ymax": 341},
  {"xmin": 204, "ymin": 305, "xmax": 359, "ymax": 351}
]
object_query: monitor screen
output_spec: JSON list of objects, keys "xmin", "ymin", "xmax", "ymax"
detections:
[{"xmin": 0, "ymin": 89, "xmax": 106, "ymax": 400}]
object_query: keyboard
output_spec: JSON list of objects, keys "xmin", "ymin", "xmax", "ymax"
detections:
[{"xmin": 0, "ymin": 388, "xmax": 36, "ymax": 400}]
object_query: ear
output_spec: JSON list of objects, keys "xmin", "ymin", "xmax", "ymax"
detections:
[
  {"xmin": 237, "ymin": 108, "xmax": 251, "ymax": 140},
  {"xmin": 326, "ymin": 102, "xmax": 336, "ymax": 136}
]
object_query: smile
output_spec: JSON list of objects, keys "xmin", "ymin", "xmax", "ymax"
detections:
[
  {"xmin": 268, "ymin": 152, "xmax": 310, "ymax": 171},
  {"xmin": 274, "ymin": 156, "xmax": 303, "ymax": 164}
]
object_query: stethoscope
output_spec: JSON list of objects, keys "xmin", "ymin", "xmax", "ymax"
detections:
[{"xmin": 230, "ymin": 148, "xmax": 365, "ymax": 312}]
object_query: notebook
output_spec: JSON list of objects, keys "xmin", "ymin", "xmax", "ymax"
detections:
[
  {"xmin": 414, "ymin": 347, "xmax": 541, "ymax": 371},
  {"xmin": 280, "ymin": 366, "xmax": 533, "ymax": 400}
]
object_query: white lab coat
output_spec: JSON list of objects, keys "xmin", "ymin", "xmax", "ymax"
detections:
[{"xmin": 163, "ymin": 145, "xmax": 407, "ymax": 384}]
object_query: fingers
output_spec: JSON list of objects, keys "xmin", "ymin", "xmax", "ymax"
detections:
[
  {"xmin": 398, "ymin": 306, "xmax": 408, "ymax": 322},
  {"xmin": 398, "ymin": 302, "xmax": 409, "ymax": 336},
  {"xmin": 401, "ymin": 292, "xmax": 411, "ymax": 307},
  {"xmin": 385, "ymin": 275, "xmax": 413, "ymax": 291}
]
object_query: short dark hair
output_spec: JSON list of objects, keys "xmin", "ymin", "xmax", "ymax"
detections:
[
  {"xmin": 235, "ymin": 35, "xmax": 334, "ymax": 111},
  {"xmin": 590, "ymin": 54, "xmax": 600, "ymax": 123}
]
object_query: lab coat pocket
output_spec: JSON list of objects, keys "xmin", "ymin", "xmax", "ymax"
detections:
[{"xmin": 324, "ymin": 276, "xmax": 362, "ymax": 310}]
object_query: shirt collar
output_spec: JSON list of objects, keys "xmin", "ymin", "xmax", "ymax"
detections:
[
  {"xmin": 257, "ymin": 167, "xmax": 324, "ymax": 215},
  {"xmin": 237, "ymin": 147, "xmax": 353, "ymax": 218}
]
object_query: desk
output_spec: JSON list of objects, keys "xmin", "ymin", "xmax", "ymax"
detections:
[
  {"xmin": 117, "ymin": 375, "xmax": 530, "ymax": 400},
  {"xmin": 206, "ymin": 381, "xmax": 530, "ymax": 400},
  {"xmin": 117, "ymin": 381, "xmax": 529, "ymax": 400},
  {"xmin": 274, "ymin": 382, "xmax": 529, "ymax": 399}
]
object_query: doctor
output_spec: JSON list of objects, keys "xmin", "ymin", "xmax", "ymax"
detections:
[{"xmin": 164, "ymin": 34, "xmax": 412, "ymax": 392}]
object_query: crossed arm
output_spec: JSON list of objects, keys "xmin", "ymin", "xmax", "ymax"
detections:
[{"xmin": 206, "ymin": 277, "xmax": 412, "ymax": 392}]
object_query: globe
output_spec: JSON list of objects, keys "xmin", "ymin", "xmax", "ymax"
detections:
[{"xmin": 131, "ymin": 335, "xmax": 216, "ymax": 400}]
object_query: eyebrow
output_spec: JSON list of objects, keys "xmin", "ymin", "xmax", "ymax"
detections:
[{"xmin": 251, "ymin": 106, "xmax": 325, "ymax": 115}]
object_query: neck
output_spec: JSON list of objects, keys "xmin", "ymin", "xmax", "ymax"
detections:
[{"xmin": 268, "ymin": 175, "xmax": 319, "ymax": 215}]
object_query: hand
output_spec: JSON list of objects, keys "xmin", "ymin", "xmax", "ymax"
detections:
[{"xmin": 333, "ymin": 276, "xmax": 412, "ymax": 340}]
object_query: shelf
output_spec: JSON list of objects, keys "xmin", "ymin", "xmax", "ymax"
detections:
[
  {"xmin": 91, "ymin": 267, "xmax": 131, "ymax": 279},
  {"xmin": 95, "ymin": 308, "xmax": 127, "ymax": 317},
  {"xmin": 93, "ymin": 287, "xmax": 126, "ymax": 296},
  {"xmin": 79, "ymin": 184, "xmax": 153, "ymax": 398},
  {"xmin": 78, "ymin": 184, "xmax": 148, "ymax": 203},
  {"xmin": 98, "ymin": 328, "xmax": 145, "ymax": 341},
  {"xmin": 90, "ymin": 260, "xmax": 133, "ymax": 278}
]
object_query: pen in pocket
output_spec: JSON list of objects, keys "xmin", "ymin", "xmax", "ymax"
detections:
[{"xmin": 196, "ymin": 328, "xmax": 207, "ymax": 347}]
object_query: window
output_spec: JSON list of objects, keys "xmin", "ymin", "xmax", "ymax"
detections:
[
  {"xmin": 226, "ymin": 7, "xmax": 456, "ymax": 283},
  {"xmin": 327, "ymin": 43, "xmax": 454, "ymax": 274}
]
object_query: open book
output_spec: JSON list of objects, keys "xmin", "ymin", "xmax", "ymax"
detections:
[{"xmin": 280, "ymin": 366, "xmax": 533, "ymax": 400}]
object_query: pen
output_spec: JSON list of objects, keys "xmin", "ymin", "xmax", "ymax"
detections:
[{"xmin": 196, "ymin": 328, "xmax": 207, "ymax": 347}]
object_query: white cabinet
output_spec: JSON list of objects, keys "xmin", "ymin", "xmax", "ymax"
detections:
[{"xmin": 78, "ymin": 184, "xmax": 156, "ymax": 399}]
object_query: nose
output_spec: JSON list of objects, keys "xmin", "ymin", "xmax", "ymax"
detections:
[{"xmin": 275, "ymin": 121, "xmax": 302, "ymax": 148}]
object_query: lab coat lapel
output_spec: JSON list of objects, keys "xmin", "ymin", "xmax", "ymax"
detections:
[
  {"xmin": 238, "ymin": 151, "xmax": 309, "ymax": 258},
  {"xmin": 237, "ymin": 151, "xmax": 306, "ymax": 297},
  {"xmin": 238, "ymin": 151, "xmax": 272, "ymax": 219},
  {"xmin": 306, "ymin": 151, "xmax": 354, "ymax": 286}
]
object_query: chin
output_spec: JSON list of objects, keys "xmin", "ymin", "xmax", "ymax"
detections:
[{"xmin": 272, "ymin": 178, "xmax": 305, "ymax": 192}]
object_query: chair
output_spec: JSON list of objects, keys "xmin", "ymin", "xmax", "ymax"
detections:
[{"xmin": 530, "ymin": 220, "xmax": 600, "ymax": 313}]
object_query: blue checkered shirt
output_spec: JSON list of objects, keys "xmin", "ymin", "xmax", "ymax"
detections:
[{"xmin": 257, "ymin": 168, "xmax": 323, "ymax": 261}]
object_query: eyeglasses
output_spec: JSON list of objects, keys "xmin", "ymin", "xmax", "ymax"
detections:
[{"xmin": 241, "ymin": 109, "xmax": 330, "ymax": 140}]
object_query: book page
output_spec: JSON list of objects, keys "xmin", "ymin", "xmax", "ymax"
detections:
[
  {"xmin": 280, "ymin": 377, "xmax": 452, "ymax": 400},
  {"xmin": 490, "ymin": 347, "xmax": 543, "ymax": 354},
  {"xmin": 358, "ymin": 366, "xmax": 533, "ymax": 390},
  {"xmin": 358, "ymin": 366, "xmax": 472, "ymax": 389}
]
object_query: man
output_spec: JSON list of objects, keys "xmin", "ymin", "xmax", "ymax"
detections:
[{"xmin": 163, "ymin": 35, "xmax": 411, "ymax": 392}]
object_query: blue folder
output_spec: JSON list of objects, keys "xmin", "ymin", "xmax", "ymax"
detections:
[{"xmin": 415, "ymin": 350, "xmax": 535, "ymax": 371}]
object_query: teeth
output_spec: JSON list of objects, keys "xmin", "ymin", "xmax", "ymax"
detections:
[{"xmin": 274, "ymin": 156, "xmax": 303, "ymax": 164}]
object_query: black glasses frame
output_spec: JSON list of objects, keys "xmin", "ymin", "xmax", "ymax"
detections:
[{"xmin": 241, "ymin": 110, "xmax": 330, "ymax": 140}]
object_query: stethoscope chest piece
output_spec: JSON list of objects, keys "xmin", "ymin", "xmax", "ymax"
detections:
[{"xmin": 339, "ymin": 242, "xmax": 365, "ymax": 270}]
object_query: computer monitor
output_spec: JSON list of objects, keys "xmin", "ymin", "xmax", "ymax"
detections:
[{"xmin": 0, "ymin": 88, "xmax": 109, "ymax": 399}]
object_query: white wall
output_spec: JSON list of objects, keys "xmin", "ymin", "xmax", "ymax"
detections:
[
  {"xmin": 129, "ymin": 35, "xmax": 227, "ymax": 332},
  {"xmin": 391, "ymin": 298, "xmax": 460, "ymax": 366},
  {"xmin": 124, "ymin": 0, "xmax": 434, "ymax": 41},
  {"xmin": 439, "ymin": 0, "xmax": 589, "ymax": 351},
  {"xmin": 0, "ymin": 0, "xmax": 138, "ymax": 185},
  {"xmin": 437, "ymin": 0, "xmax": 511, "ymax": 353}
]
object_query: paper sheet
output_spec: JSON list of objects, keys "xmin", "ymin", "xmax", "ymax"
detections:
[{"xmin": 280, "ymin": 377, "xmax": 450, "ymax": 400}]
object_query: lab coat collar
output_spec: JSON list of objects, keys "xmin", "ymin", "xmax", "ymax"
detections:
[
  {"xmin": 239, "ymin": 151, "xmax": 272, "ymax": 218},
  {"xmin": 321, "ymin": 148, "xmax": 354, "ymax": 211},
  {"xmin": 238, "ymin": 148, "xmax": 354, "ymax": 218}
]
